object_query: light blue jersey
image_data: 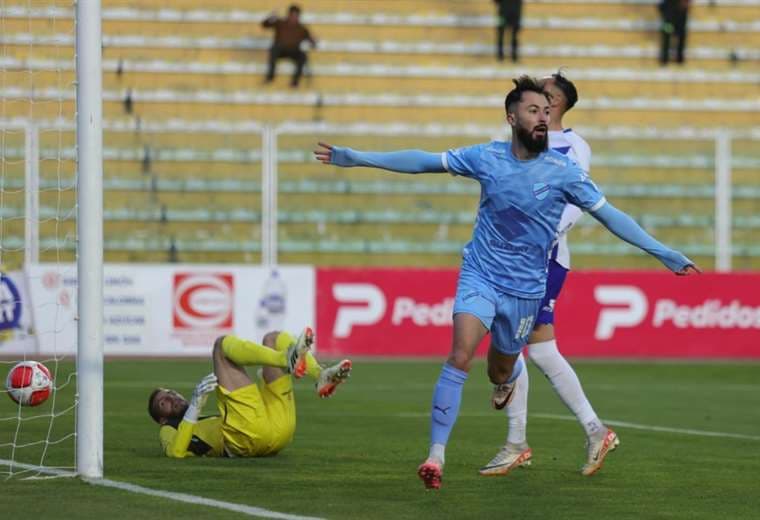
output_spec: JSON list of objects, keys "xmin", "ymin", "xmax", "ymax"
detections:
[{"xmin": 444, "ymin": 141, "xmax": 606, "ymax": 299}]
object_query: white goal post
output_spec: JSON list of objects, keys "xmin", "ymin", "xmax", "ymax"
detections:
[{"xmin": 75, "ymin": 0, "xmax": 104, "ymax": 479}]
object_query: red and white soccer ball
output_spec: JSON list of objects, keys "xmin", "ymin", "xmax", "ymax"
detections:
[{"xmin": 5, "ymin": 361, "xmax": 53, "ymax": 407}]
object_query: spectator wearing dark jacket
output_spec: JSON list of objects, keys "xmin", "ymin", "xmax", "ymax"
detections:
[
  {"xmin": 494, "ymin": 0, "xmax": 523, "ymax": 63},
  {"xmin": 659, "ymin": 0, "xmax": 690, "ymax": 65},
  {"xmin": 262, "ymin": 4, "xmax": 317, "ymax": 87}
]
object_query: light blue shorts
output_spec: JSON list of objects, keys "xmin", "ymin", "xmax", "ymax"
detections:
[{"xmin": 453, "ymin": 268, "xmax": 541, "ymax": 355}]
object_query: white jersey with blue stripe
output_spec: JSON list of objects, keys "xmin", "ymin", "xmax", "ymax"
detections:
[
  {"xmin": 443, "ymin": 141, "xmax": 605, "ymax": 299},
  {"xmin": 549, "ymin": 129, "xmax": 592, "ymax": 269}
]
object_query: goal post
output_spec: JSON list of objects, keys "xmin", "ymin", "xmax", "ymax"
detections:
[{"xmin": 75, "ymin": 0, "xmax": 103, "ymax": 479}]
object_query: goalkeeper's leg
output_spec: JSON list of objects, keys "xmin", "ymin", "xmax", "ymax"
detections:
[
  {"xmin": 212, "ymin": 329, "xmax": 314, "ymax": 390},
  {"xmin": 272, "ymin": 332, "xmax": 353, "ymax": 397},
  {"xmin": 270, "ymin": 330, "xmax": 322, "ymax": 380}
]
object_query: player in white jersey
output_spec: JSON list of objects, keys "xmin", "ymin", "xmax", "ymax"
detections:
[{"xmin": 480, "ymin": 72, "xmax": 615, "ymax": 478}]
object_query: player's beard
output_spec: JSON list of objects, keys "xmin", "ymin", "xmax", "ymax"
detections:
[{"xmin": 516, "ymin": 124, "xmax": 548, "ymax": 154}]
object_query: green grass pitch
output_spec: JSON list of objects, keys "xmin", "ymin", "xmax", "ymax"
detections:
[{"xmin": 2, "ymin": 359, "xmax": 759, "ymax": 519}]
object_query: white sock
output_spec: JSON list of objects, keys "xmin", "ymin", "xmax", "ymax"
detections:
[
  {"xmin": 528, "ymin": 339, "xmax": 603, "ymax": 438},
  {"xmin": 505, "ymin": 354, "xmax": 529, "ymax": 445},
  {"xmin": 428, "ymin": 443, "xmax": 446, "ymax": 465}
]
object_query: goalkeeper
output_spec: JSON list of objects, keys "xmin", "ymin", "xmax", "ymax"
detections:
[{"xmin": 148, "ymin": 327, "xmax": 352, "ymax": 458}]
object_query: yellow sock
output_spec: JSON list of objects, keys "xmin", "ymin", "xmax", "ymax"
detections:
[
  {"xmin": 303, "ymin": 352, "xmax": 322, "ymax": 380},
  {"xmin": 221, "ymin": 335, "xmax": 287, "ymax": 368},
  {"xmin": 274, "ymin": 331, "xmax": 322, "ymax": 380}
]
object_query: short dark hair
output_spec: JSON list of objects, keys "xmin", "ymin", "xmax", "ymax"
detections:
[
  {"xmin": 148, "ymin": 388, "xmax": 164, "ymax": 423},
  {"xmin": 504, "ymin": 75, "xmax": 549, "ymax": 115},
  {"xmin": 548, "ymin": 69, "xmax": 578, "ymax": 111},
  {"xmin": 289, "ymin": 4, "xmax": 301, "ymax": 15}
]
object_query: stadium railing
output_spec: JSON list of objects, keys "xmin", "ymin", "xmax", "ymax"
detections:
[{"xmin": 2, "ymin": 117, "xmax": 759, "ymax": 269}]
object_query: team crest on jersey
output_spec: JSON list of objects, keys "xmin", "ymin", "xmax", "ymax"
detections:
[{"xmin": 533, "ymin": 182, "xmax": 550, "ymax": 201}]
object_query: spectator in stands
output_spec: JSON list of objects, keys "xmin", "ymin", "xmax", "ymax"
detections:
[
  {"xmin": 659, "ymin": 0, "xmax": 690, "ymax": 65},
  {"xmin": 494, "ymin": 0, "xmax": 523, "ymax": 63},
  {"xmin": 262, "ymin": 4, "xmax": 317, "ymax": 88}
]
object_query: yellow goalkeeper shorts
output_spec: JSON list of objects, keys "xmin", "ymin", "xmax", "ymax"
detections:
[{"xmin": 216, "ymin": 374, "xmax": 296, "ymax": 457}]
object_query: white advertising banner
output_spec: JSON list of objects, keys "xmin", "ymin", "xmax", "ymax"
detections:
[
  {"xmin": 0, "ymin": 271, "xmax": 36, "ymax": 356},
  {"xmin": 25, "ymin": 264, "xmax": 315, "ymax": 356}
]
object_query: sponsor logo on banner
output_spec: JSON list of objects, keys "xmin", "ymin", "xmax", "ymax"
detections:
[
  {"xmin": 0, "ymin": 271, "xmax": 35, "ymax": 353},
  {"xmin": 331, "ymin": 282, "xmax": 455, "ymax": 339},
  {"xmin": 593, "ymin": 285, "xmax": 760, "ymax": 340},
  {"xmin": 0, "ymin": 273, "xmax": 22, "ymax": 331},
  {"xmin": 594, "ymin": 285, "xmax": 648, "ymax": 340},
  {"xmin": 651, "ymin": 299, "xmax": 760, "ymax": 329},
  {"xmin": 24, "ymin": 264, "xmax": 314, "ymax": 356},
  {"xmin": 173, "ymin": 273, "xmax": 234, "ymax": 346},
  {"xmin": 556, "ymin": 272, "xmax": 760, "ymax": 358},
  {"xmin": 333, "ymin": 283, "xmax": 386, "ymax": 338},
  {"xmin": 317, "ymin": 269, "xmax": 466, "ymax": 357}
]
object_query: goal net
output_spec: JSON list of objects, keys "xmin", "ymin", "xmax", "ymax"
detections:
[{"xmin": 0, "ymin": 0, "xmax": 102, "ymax": 479}]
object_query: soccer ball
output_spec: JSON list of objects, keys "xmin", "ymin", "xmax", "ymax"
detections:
[{"xmin": 5, "ymin": 361, "xmax": 53, "ymax": 407}]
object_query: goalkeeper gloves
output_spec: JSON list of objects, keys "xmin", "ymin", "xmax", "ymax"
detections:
[{"xmin": 183, "ymin": 373, "xmax": 218, "ymax": 424}]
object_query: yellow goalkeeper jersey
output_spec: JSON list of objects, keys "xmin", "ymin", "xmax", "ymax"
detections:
[{"xmin": 159, "ymin": 416, "xmax": 224, "ymax": 458}]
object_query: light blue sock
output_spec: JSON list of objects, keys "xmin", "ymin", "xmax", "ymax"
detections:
[
  {"xmin": 507, "ymin": 355, "xmax": 525, "ymax": 384},
  {"xmin": 430, "ymin": 363, "xmax": 468, "ymax": 447}
]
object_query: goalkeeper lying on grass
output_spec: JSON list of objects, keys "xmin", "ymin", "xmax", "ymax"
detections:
[{"xmin": 147, "ymin": 328, "xmax": 352, "ymax": 458}]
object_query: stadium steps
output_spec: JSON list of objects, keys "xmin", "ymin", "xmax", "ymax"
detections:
[
  {"xmin": 5, "ymin": 16, "xmax": 757, "ymax": 49},
  {"xmin": 1, "ymin": 92, "xmax": 757, "ymax": 127},
  {"xmin": 3, "ymin": 31, "xmax": 757, "ymax": 71},
  {"xmin": 2, "ymin": 175, "xmax": 755, "ymax": 216},
  {"xmin": 3, "ymin": 60, "xmax": 759, "ymax": 100},
  {"xmin": 90, "ymin": 0, "xmax": 758, "ymax": 19},
  {"xmin": 1, "ymin": 0, "xmax": 760, "ymax": 35}
]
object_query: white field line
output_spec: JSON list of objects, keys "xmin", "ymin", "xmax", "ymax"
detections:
[
  {"xmin": 531, "ymin": 413, "xmax": 760, "ymax": 441},
  {"xmin": 0, "ymin": 459, "xmax": 324, "ymax": 520},
  {"xmin": 396, "ymin": 412, "xmax": 760, "ymax": 441}
]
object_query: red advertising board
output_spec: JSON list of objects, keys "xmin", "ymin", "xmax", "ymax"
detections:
[
  {"xmin": 556, "ymin": 271, "xmax": 760, "ymax": 358},
  {"xmin": 316, "ymin": 268, "xmax": 760, "ymax": 358}
]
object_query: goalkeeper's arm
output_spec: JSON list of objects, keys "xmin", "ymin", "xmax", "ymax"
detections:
[
  {"xmin": 313, "ymin": 142, "xmax": 446, "ymax": 174},
  {"xmin": 162, "ymin": 374, "xmax": 218, "ymax": 458}
]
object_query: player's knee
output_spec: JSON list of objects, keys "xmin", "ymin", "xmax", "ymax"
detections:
[
  {"xmin": 528, "ymin": 341, "xmax": 570, "ymax": 380},
  {"xmin": 262, "ymin": 331, "xmax": 281, "ymax": 348},
  {"xmin": 446, "ymin": 350, "xmax": 473, "ymax": 371},
  {"xmin": 527, "ymin": 340, "xmax": 560, "ymax": 366},
  {"xmin": 212, "ymin": 336, "xmax": 227, "ymax": 359},
  {"xmin": 529, "ymin": 323, "xmax": 554, "ymax": 344}
]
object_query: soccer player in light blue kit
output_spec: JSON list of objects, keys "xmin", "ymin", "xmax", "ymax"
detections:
[
  {"xmin": 482, "ymin": 71, "xmax": 615, "ymax": 479},
  {"xmin": 314, "ymin": 76, "xmax": 700, "ymax": 490}
]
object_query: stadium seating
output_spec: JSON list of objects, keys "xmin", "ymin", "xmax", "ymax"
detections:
[{"xmin": 0, "ymin": 0, "xmax": 758, "ymax": 269}]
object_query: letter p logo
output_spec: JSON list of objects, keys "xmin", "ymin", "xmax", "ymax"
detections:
[
  {"xmin": 594, "ymin": 285, "xmax": 648, "ymax": 340},
  {"xmin": 333, "ymin": 283, "xmax": 386, "ymax": 338}
]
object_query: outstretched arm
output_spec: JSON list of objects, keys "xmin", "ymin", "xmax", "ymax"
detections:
[
  {"xmin": 591, "ymin": 202, "xmax": 701, "ymax": 275},
  {"xmin": 314, "ymin": 142, "xmax": 447, "ymax": 174}
]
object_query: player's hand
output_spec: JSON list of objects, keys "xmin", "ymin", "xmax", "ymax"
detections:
[
  {"xmin": 676, "ymin": 263, "xmax": 702, "ymax": 276},
  {"xmin": 314, "ymin": 142, "xmax": 354, "ymax": 167},
  {"xmin": 314, "ymin": 142, "xmax": 333, "ymax": 164},
  {"xmin": 190, "ymin": 373, "xmax": 218, "ymax": 410},
  {"xmin": 183, "ymin": 373, "xmax": 218, "ymax": 424},
  {"xmin": 663, "ymin": 250, "xmax": 701, "ymax": 276}
]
